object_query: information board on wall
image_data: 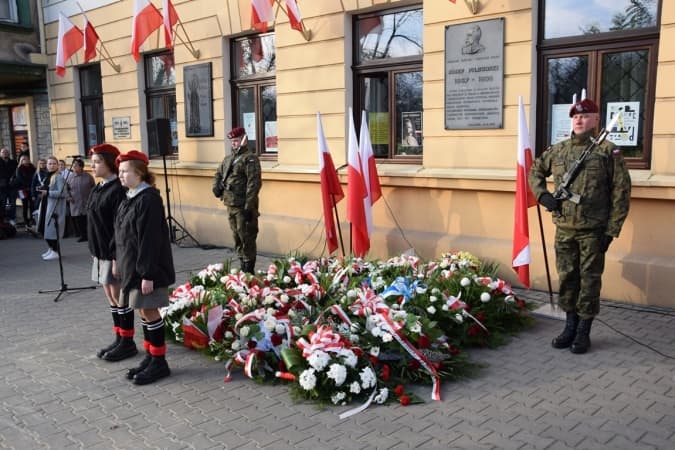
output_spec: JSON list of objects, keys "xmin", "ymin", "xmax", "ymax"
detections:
[
  {"xmin": 444, "ymin": 18, "xmax": 504, "ymax": 129},
  {"xmin": 606, "ymin": 101, "xmax": 639, "ymax": 146},
  {"xmin": 112, "ymin": 117, "xmax": 131, "ymax": 139}
]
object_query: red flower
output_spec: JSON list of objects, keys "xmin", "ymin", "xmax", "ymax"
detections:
[
  {"xmin": 212, "ymin": 322, "xmax": 224, "ymax": 341},
  {"xmin": 475, "ymin": 312, "xmax": 486, "ymax": 322},
  {"xmin": 271, "ymin": 334, "xmax": 283, "ymax": 346},
  {"xmin": 449, "ymin": 344, "xmax": 460, "ymax": 356},
  {"xmin": 408, "ymin": 359, "xmax": 421, "ymax": 370},
  {"xmin": 400, "ymin": 395, "xmax": 411, "ymax": 406},
  {"xmin": 417, "ymin": 334, "xmax": 431, "ymax": 349},
  {"xmin": 468, "ymin": 324, "xmax": 482, "ymax": 336},
  {"xmin": 369, "ymin": 355, "xmax": 379, "ymax": 366},
  {"xmin": 247, "ymin": 340, "xmax": 257, "ymax": 349},
  {"xmin": 278, "ymin": 360, "xmax": 287, "ymax": 371},
  {"xmin": 516, "ymin": 299, "xmax": 526, "ymax": 310},
  {"xmin": 393, "ymin": 384, "xmax": 405, "ymax": 397},
  {"xmin": 381, "ymin": 364, "xmax": 390, "ymax": 382}
]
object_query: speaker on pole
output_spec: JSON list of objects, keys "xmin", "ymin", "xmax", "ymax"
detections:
[{"xmin": 147, "ymin": 117, "xmax": 172, "ymax": 157}]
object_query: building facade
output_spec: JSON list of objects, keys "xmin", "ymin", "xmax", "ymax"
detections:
[{"xmin": 43, "ymin": 0, "xmax": 674, "ymax": 307}]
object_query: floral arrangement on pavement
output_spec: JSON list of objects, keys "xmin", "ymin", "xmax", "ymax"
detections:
[{"xmin": 162, "ymin": 252, "xmax": 533, "ymax": 414}]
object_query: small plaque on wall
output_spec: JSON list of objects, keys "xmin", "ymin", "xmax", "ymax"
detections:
[
  {"xmin": 444, "ymin": 18, "xmax": 504, "ymax": 129},
  {"xmin": 112, "ymin": 117, "xmax": 131, "ymax": 139}
]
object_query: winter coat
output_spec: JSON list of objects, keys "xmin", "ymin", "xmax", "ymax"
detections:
[
  {"xmin": 87, "ymin": 177, "xmax": 126, "ymax": 261},
  {"xmin": 41, "ymin": 173, "xmax": 67, "ymax": 240},
  {"xmin": 67, "ymin": 171, "xmax": 95, "ymax": 216}
]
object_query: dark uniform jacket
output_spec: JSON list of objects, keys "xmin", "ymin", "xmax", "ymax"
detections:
[
  {"xmin": 87, "ymin": 177, "xmax": 126, "ymax": 261},
  {"xmin": 114, "ymin": 186, "xmax": 175, "ymax": 295},
  {"xmin": 212, "ymin": 145, "xmax": 262, "ymax": 212},
  {"xmin": 529, "ymin": 130, "xmax": 631, "ymax": 237}
]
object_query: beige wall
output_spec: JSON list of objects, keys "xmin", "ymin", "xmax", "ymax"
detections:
[{"xmin": 45, "ymin": 1, "xmax": 675, "ymax": 307}]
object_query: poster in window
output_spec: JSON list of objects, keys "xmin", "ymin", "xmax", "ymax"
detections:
[
  {"xmin": 242, "ymin": 112, "xmax": 256, "ymax": 139},
  {"xmin": 265, "ymin": 121, "xmax": 278, "ymax": 153},
  {"xmin": 550, "ymin": 104, "xmax": 572, "ymax": 144},
  {"xmin": 184, "ymin": 62, "xmax": 213, "ymax": 137},
  {"xmin": 368, "ymin": 112, "xmax": 389, "ymax": 145},
  {"xmin": 606, "ymin": 102, "xmax": 639, "ymax": 147},
  {"xmin": 88, "ymin": 124, "xmax": 98, "ymax": 147},
  {"xmin": 400, "ymin": 112, "xmax": 422, "ymax": 148}
]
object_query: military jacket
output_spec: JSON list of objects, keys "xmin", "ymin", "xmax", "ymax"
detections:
[
  {"xmin": 213, "ymin": 145, "xmax": 262, "ymax": 210},
  {"xmin": 529, "ymin": 130, "xmax": 631, "ymax": 237}
]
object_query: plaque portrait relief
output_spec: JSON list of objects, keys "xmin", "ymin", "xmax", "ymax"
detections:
[
  {"xmin": 184, "ymin": 62, "xmax": 214, "ymax": 137},
  {"xmin": 444, "ymin": 18, "xmax": 504, "ymax": 130}
]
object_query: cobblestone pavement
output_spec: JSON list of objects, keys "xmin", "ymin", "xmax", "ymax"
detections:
[{"xmin": 1, "ymin": 231, "xmax": 674, "ymax": 449}]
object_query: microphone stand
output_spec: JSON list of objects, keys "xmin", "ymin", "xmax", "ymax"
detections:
[
  {"xmin": 38, "ymin": 158, "xmax": 97, "ymax": 302},
  {"xmin": 161, "ymin": 152, "xmax": 200, "ymax": 248}
]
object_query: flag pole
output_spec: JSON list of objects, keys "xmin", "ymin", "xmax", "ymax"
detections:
[
  {"xmin": 332, "ymin": 194, "xmax": 346, "ymax": 257},
  {"xmin": 273, "ymin": 0, "xmax": 311, "ymax": 41},
  {"xmin": 173, "ymin": 24, "xmax": 200, "ymax": 59},
  {"xmin": 75, "ymin": 3, "xmax": 121, "ymax": 72},
  {"xmin": 535, "ymin": 204, "xmax": 555, "ymax": 308}
]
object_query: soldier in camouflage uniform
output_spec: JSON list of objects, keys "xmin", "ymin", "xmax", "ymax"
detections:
[
  {"xmin": 529, "ymin": 98, "xmax": 631, "ymax": 354},
  {"xmin": 212, "ymin": 127, "xmax": 262, "ymax": 273}
]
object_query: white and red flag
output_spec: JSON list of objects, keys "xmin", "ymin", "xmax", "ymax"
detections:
[
  {"xmin": 346, "ymin": 108, "xmax": 369, "ymax": 258},
  {"xmin": 83, "ymin": 15, "xmax": 99, "ymax": 63},
  {"xmin": 55, "ymin": 13, "xmax": 83, "ymax": 77},
  {"xmin": 251, "ymin": 0, "xmax": 274, "ymax": 32},
  {"xmin": 162, "ymin": 0, "xmax": 179, "ymax": 49},
  {"xmin": 512, "ymin": 96, "xmax": 537, "ymax": 288},
  {"xmin": 358, "ymin": 110, "xmax": 381, "ymax": 237},
  {"xmin": 317, "ymin": 112, "xmax": 345, "ymax": 254},
  {"xmin": 285, "ymin": 0, "xmax": 304, "ymax": 32},
  {"xmin": 131, "ymin": 0, "xmax": 163, "ymax": 62}
]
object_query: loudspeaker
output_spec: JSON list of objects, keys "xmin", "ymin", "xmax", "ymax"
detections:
[{"xmin": 147, "ymin": 118, "xmax": 171, "ymax": 156}]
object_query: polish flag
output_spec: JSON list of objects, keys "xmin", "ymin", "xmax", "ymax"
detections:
[
  {"xmin": 346, "ymin": 108, "xmax": 369, "ymax": 258},
  {"xmin": 512, "ymin": 96, "xmax": 537, "ymax": 288},
  {"xmin": 359, "ymin": 110, "xmax": 381, "ymax": 236},
  {"xmin": 285, "ymin": 0, "xmax": 303, "ymax": 32},
  {"xmin": 131, "ymin": 0, "xmax": 163, "ymax": 62},
  {"xmin": 317, "ymin": 112, "xmax": 344, "ymax": 254},
  {"xmin": 251, "ymin": 0, "xmax": 274, "ymax": 32},
  {"xmin": 55, "ymin": 13, "xmax": 83, "ymax": 77},
  {"xmin": 83, "ymin": 15, "xmax": 99, "ymax": 63},
  {"xmin": 162, "ymin": 0, "xmax": 179, "ymax": 49}
]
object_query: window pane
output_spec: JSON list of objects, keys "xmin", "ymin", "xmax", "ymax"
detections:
[
  {"xmin": 361, "ymin": 73, "xmax": 389, "ymax": 158},
  {"xmin": 148, "ymin": 95, "xmax": 166, "ymax": 118},
  {"xmin": 234, "ymin": 34, "xmax": 276, "ymax": 78},
  {"xmin": 544, "ymin": 0, "xmax": 658, "ymax": 39},
  {"xmin": 80, "ymin": 65, "xmax": 102, "ymax": 97},
  {"xmin": 546, "ymin": 56, "xmax": 588, "ymax": 145},
  {"xmin": 395, "ymin": 71, "xmax": 423, "ymax": 156},
  {"xmin": 357, "ymin": 9, "xmax": 423, "ymax": 62},
  {"xmin": 237, "ymin": 87, "xmax": 256, "ymax": 153},
  {"xmin": 83, "ymin": 101, "xmax": 103, "ymax": 148},
  {"xmin": 261, "ymin": 85, "xmax": 277, "ymax": 153},
  {"xmin": 600, "ymin": 50, "xmax": 648, "ymax": 158},
  {"xmin": 146, "ymin": 53, "xmax": 175, "ymax": 88}
]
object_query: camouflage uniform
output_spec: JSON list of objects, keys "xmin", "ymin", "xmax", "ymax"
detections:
[
  {"xmin": 213, "ymin": 144, "xmax": 262, "ymax": 271},
  {"xmin": 529, "ymin": 130, "xmax": 631, "ymax": 319}
]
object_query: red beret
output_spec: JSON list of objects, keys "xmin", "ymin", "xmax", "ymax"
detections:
[
  {"xmin": 90, "ymin": 143, "xmax": 120, "ymax": 158},
  {"xmin": 116, "ymin": 150, "xmax": 149, "ymax": 166},
  {"xmin": 569, "ymin": 99, "xmax": 599, "ymax": 117},
  {"xmin": 227, "ymin": 127, "xmax": 246, "ymax": 139}
]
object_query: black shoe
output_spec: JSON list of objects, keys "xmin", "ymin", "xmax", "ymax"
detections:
[
  {"xmin": 132, "ymin": 357, "xmax": 170, "ymax": 385},
  {"xmin": 126, "ymin": 353, "xmax": 152, "ymax": 380},
  {"xmin": 570, "ymin": 318, "xmax": 594, "ymax": 354},
  {"xmin": 97, "ymin": 335, "xmax": 121, "ymax": 358},
  {"xmin": 551, "ymin": 311, "xmax": 579, "ymax": 349},
  {"xmin": 102, "ymin": 338, "xmax": 138, "ymax": 362}
]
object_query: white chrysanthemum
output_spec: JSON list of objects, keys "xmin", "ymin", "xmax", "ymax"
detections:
[
  {"xmin": 275, "ymin": 323, "xmax": 286, "ymax": 335},
  {"xmin": 429, "ymin": 295, "xmax": 438, "ymax": 303},
  {"xmin": 442, "ymin": 304, "xmax": 449, "ymax": 311},
  {"xmin": 391, "ymin": 303, "xmax": 400, "ymax": 310},
  {"xmin": 460, "ymin": 277, "xmax": 471, "ymax": 287},
  {"xmin": 239, "ymin": 326, "xmax": 250, "ymax": 337},
  {"xmin": 455, "ymin": 313, "xmax": 463, "ymax": 323},
  {"xmin": 327, "ymin": 363, "xmax": 347, "ymax": 386},
  {"xmin": 409, "ymin": 322, "xmax": 422, "ymax": 334},
  {"xmin": 374, "ymin": 387, "xmax": 389, "ymax": 404},
  {"xmin": 416, "ymin": 285, "xmax": 427, "ymax": 294},
  {"xmin": 480, "ymin": 292, "xmax": 491, "ymax": 303},
  {"xmin": 230, "ymin": 268, "xmax": 238, "ymax": 274},
  {"xmin": 371, "ymin": 326, "xmax": 382, "ymax": 337},
  {"xmin": 264, "ymin": 317, "xmax": 277, "ymax": 331},
  {"xmin": 349, "ymin": 381, "xmax": 361, "ymax": 394},
  {"xmin": 370, "ymin": 346, "xmax": 380, "ymax": 357},
  {"xmin": 280, "ymin": 294, "xmax": 289, "ymax": 303},
  {"xmin": 308, "ymin": 350, "xmax": 330, "ymax": 371},
  {"xmin": 266, "ymin": 308, "xmax": 276, "ymax": 316},
  {"xmin": 231, "ymin": 341, "xmax": 240, "ymax": 351},
  {"xmin": 339, "ymin": 349, "xmax": 357, "ymax": 368},
  {"xmin": 381, "ymin": 332, "xmax": 393, "ymax": 343},
  {"xmin": 349, "ymin": 334, "xmax": 360, "ymax": 344},
  {"xmin": 299, "ymin": 369, "xmax": 317, "ymax": 391},
  {"xmin": 331, "ymin": 391, "xmax": 346, "ymax": 405},
  {"xmin": 220, "ymin": 276, "xmax": 228, "ymax": 284},
  {"xmin": 225, "ymin": 331, "xmax": 233, "ymax": 339},
  {"xmin": 432, "ymin": 287, "xmax": 441, "ymax": 295},
  {"xmin": 283, "ymin": 275, "xmax": 291, "ymax": 283},
  {"xmin": 393, "ymin": 310, "xmax": 407, "ymax": 320},
  {"xmin": 427, "ymin": 306, "xmax": 436, "ymax": 315},
  {"xmin": 263, "ymin": 295, "xmax": 275, "ymax": 305},
  {"xmin": 293, "ymin": 326, "xmax": 301, "ymax": 335},
  {"xmin": 347, "ymin": 289, "xmax": 357, "ymax": 298},
  {"xmin": 360, "ymin": 367, "xmax": 376, "ymax": 389},
  {"xmin": 288, "ymin": 309, "xmax": 297, "ymax": 319}
]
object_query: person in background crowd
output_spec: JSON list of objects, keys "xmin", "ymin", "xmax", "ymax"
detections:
[
  {"xmin": 87, "ymin": 144, "xmax": 136, "ymax": 362},
  {"xmin": 67, "ymin": 158, "xmax": 95, "ymax": 242},
  {"xmin": 30, "ymin": 158, "xmax": 48, "ymax": 220},
  {"xmin": 529, "ymin": 98, "xmax": 631, "ymax": 354},
  {"xmin": 114, "ymin": 150, "xmax": 175, "ymax": 384},
  {"xmin": 212, "ymin": 127, "xmax": 262, "ymax": 273},
  {"xmin": 0, "ymin": 147, "xmax": 18, "ymax": 226},
  {"xmin": 14, "ymin": 155, "xmax": 36, "ymax": 227},
  {"xmin": 37, "ymin": 156, "xmax": 67, "ymax": 261},
  {"xmin": 58, "ymin": 159, "xmax": 75, "ymax": 238}
]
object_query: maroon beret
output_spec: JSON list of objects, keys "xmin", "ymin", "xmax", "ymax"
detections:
[
  {"xmin": 89, "ymin": 143, "xmax": 120, "ymax": 158},
  {"xmin": 227, "ymin": 127, "xmax": 246, "ymax": 139},
  {"xmin": 116, "ymin": 150, "xmax": 149, "ymax": 166},
  {"xmin": 569, "ymin": 99, "xmax": 599, "ymax": 117}
]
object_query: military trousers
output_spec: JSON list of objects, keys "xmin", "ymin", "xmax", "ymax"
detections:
[
  {"xmin": 554, "ymin": 228, "xmax": 606, "ymax": 319},
  {"xmin": 227, "ymin": 206, "xmax": 259, "ymax": 266}
]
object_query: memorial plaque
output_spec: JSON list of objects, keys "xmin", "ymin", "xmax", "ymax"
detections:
[
  {"xmin": 112, "ymin": 117, "xmax": 131, "ymax": 139},
  {"xmin": 444, "ymin": 18, "xmax": 504, "ymax": 129}
]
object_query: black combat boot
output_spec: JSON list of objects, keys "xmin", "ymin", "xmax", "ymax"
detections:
[
  {"xmin": 97, "ymin": 333, "xmax": 121, "ymax": 358},
  {"xmin": 102, "ymin": 337, "xmax": 138, "ymax": 362},
  {"xmin": 570, "ymin": 318, "xmax": 594, "ymax": 354},
  {"xmin": 126, "ymin": 353, "xmax": 152, "ymax": 380},
  {"xmin": 132, "ymin": 356, "xmax": 171, "ymax": 385},
  {"xmin": 551, "ymin": 311, "xmax": 579, "ymax": 349}
]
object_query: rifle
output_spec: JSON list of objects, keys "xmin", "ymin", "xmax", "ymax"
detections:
[{"xmin": 551, "ymin": 113, "xmax": 621, "ymax": 217}]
